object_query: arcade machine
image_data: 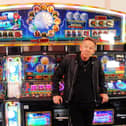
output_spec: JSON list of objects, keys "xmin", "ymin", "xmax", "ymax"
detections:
[
  {"xmin": 20, "ymin": 45, "xmax": 68, "ymax": 126},
  {"xmin": 94, "ymin": 50, "xmax": 126, "ymax": 126},
  {"xmin": 3, "ymin": 45, "xmax": 67, "ymax": 126},
  {"xmin": 2, "ymin": 47, "xmax": 22, "ymax": 126},
  {"xmin": 3, "ymin": 46, "xmax": 56, "ymax": 126},
  {"xmin": 21, "ymin": 51, "xmax": 55, "ymax": 126}
]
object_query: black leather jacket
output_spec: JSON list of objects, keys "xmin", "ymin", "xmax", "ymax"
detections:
[{"xmin": 52, "ymin": 53, "xmax": 107, "ymax": 103}]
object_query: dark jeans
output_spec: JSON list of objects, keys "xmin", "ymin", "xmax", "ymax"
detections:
[{"xmin": 69, "ymin": 102, "xmax": 95, "ymax": 126}]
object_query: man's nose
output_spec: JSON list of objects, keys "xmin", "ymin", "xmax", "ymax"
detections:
[{"xmin": 86, "ymin": 47, "xmax": 90, "ymax": 50}]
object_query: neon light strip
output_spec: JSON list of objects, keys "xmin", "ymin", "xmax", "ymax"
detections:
[{"xmin": 0, "ymin": 4, "xmax": 33, "ymax": 10}]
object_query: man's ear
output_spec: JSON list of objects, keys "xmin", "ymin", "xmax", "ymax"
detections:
[
  {"xmin": 80, "ymin": 44, "xmax": 82, "ymax": 51},
  {"xmin": 92, "ymin": 49, "xmax": 96, "ymax": 55}
]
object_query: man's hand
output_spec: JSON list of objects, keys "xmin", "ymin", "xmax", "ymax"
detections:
[
  {"xmin": 100, "ymin": 93, "xmax": 109, "ymax": 104},
  {"xmin": 53, "ymin": 95, "xmax": 63, "ymax": 104}
]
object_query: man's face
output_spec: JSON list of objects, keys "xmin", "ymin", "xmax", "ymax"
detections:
[{"xmin": 80, "ymin": 40, "xmax": 96, "ymax": 61}]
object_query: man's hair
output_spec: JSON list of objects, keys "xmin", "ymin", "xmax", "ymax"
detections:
[{"xmin": 83, "ymin": 37, "xmax": 96, "ymax": 45}]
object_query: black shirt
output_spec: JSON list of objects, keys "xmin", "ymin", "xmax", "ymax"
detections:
[{"xmin": 71, "ymin": 57, "xmax": 95, "ymax": 104}]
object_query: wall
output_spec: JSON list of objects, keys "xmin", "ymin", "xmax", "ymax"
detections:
[{"xmin": 0, "ymin": 0, "xmax": 125, "ymax": 13}]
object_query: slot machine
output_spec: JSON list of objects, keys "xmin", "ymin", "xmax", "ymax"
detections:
[
  {"xmin": 20, "ymin": 45, "xmax": 66, "ymax": 126},
  {"xmin": 95, "ymin": 51, "xmax": 126, "ymax": 125}
]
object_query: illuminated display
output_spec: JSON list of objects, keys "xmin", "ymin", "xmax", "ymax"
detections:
[
  {"xmin": 21, "ymin": 81, "xmax": 52, "ymax": 98},
  {"xmin": 0, "ymin": 12, "xmax": 21, "ymax": 30},
  {"xmin": 23, "ymin": 55, "xmax": 55, "ymax": 81},
  {"xmin": 0, "ymin": 11, "xmax": 22, "ymax": 40},
  {"xmin": 93, "ymin": 109, "xmax": 114, "ymax": 125},
  {"xmin": 97, "ymin": 52, "xmax": 126, "ymax": 98},
  {"xmin": 21, "ymin": 80, "xmax": 64, "ymax": 99},
  {"xmin": 27, "ymin": 4, "xmax": 61, "ymax": 39},
  {"xmin": 26, "ymin": 111, "xmax": 51, "ymax": 126},
  {"xmin": 98, "ymin": 54, "xmax": 126, "ymax": 80},
  {"xmin": 4, "ymin": 56, "xmax": 22, "ymax": 98},
  {"xmin": 6, "ymin": 57, "xmax": 22, "ymax": 82},
  {"xmin": 0, "ymin": 3, "xmax": 124, "ymax": 42},
  {"xmin": 5, "ymin": 102, "xmax": 21, "ymax": 126},
  {"xmin": 106, "ymin": 80, "xmax": 126, "ymax": 96}
]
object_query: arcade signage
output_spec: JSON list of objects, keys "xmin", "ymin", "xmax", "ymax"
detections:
[{"xmin": 0, "ymin": 3, "xmax": 123, "ymax": 43}]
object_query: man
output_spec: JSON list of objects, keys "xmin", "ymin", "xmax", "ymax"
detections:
[{"xmin": 52, "ymin": 37, "xmax": 109, "ymax": 126}]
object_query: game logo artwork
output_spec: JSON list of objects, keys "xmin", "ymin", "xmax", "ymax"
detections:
[
  {"xmin": 0, "ymin": 12, "xmax": 21, "ymax": 30},
  {"xmin": 0, "ymin": 11, "xmax": 22, "ymax": 41},
  {"xmin": 24, "ymin": 4, "xmax": 123, "ymax": 42},
  {"xmin": 23, "ymin": 55, "xmax": 55, "ymax": 81},
  {"xmin": 27, "ymin": 4, "xmax": 61, "ymax": 41},
  {"xmin": 0, "ymin": 3, "xmax": 123, "ymax": 43}
]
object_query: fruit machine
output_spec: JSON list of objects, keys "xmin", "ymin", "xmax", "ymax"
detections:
[
  {"xmin": 5, "ymin": 101, "xmax": 21, "ymax": 126},
  {"xmin": 20, "ymin": 45, "xmax": 67, "ymax": 126},
  {"xmin": 95, "ymin": 51, "xmax": 126, "ymax": 125},
  {"xmin": 20, "ymin": 54, "xmax": 66, "ymax": 126},
  {"xmin": 3, "ymin": 56, "xmax": 23, "ymax": 99},
  {"xmin": 20, "ymin": 54, "xmax": 58, "ymax": 126}
]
